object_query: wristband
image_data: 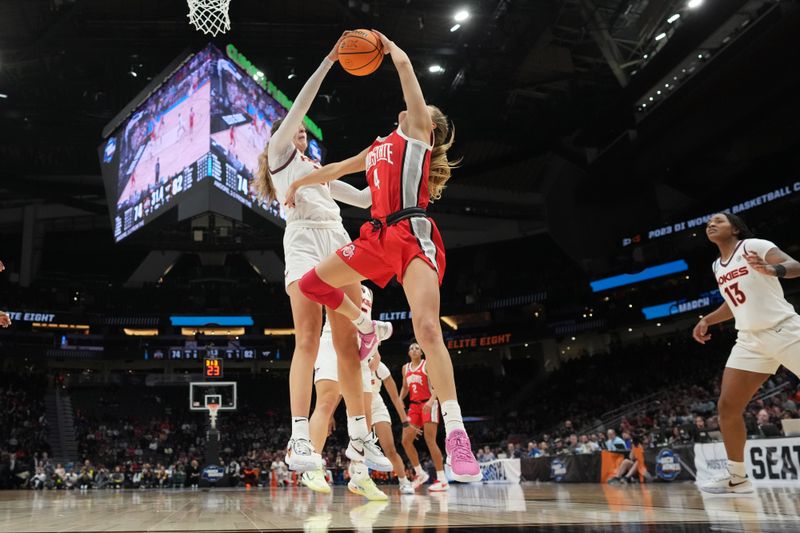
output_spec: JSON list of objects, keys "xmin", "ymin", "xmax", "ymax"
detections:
[
  {"xmin": 402, "ymin": 421, "xmax": 410, "ymax": 428},
  {"xmin": 774, "ymin": 264, "xmax": 787, "ymax": 278}
]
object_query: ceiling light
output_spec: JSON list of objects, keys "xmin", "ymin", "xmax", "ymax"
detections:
[
  {"xmin": 428, "ymin": 65, "xmax": 444, "ymax": 73},
  {"xmin": 688, "ymin": 0, "xmax": 703, "ymax": 9},
  {"xmin": 450, "ymin": 24, "xmax": 461, "ymax": 32},
  {"xmin": 667, "ymin": 14, "xmax": 681, "ymax": 23},
  {"xmin": 454, "ymin": 9, "xmax": 470, "ymax": 22},
  {"xmin": 655, "ymin": 32, "xmax": 667, "ymax": 41},
  {"xmin": 0, "ymin": 94, "xmax": 7, "ymax": 99}
]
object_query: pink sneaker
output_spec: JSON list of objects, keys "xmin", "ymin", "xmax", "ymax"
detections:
[
  {"xmin": 357, "ymin": 320, "xmax": 392, "ymax": 361},
  {"xmin": 445, "ymin": 429, "xmax": 482, "ymax": 483}
]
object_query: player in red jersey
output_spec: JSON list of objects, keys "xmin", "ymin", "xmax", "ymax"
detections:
[
  {"xmin": 399, "ymin": 342, "xmax": 448, "ymax": 491},
  {"xmin": 285, "ymin": 31, "xmax": 481, "ymax": 482}
]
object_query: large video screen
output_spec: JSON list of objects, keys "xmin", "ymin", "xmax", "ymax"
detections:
[{"xmin": 99, "ymin": 44, "xmax": 323, "ymax": 242}]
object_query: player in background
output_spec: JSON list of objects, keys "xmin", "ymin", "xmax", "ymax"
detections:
[
  {"xmin": 284, "ymin": 31, "xmax": 481, "ymax": 482},
  {"xmin": 368, "ymin": 352, "xmax": 417, "ymax": 494},
  {"xmin": 254, "ymin": 33, "xmax": 391, "ymax": 481},
  {"xmin": 189, "ymin": 107, "xmax": 195, "ymax": 139},
  {"xmin": 302, "ymin": 286, "xmax": 391, "ymax": 501},
  {"xmin": 177, "ymin": 112, "xmax": 186, "ymax": 139},
  {"xmin": 399, "ymin": 342, "xmax": 448, "ymax": 491},
  {"xmin": 693, "ymin": 212, "xmax": 800, "ymax": 493}
]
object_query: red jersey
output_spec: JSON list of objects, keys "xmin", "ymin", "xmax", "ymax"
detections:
[
  {"xmin": 404, "ymin": 360, "xmax": 432, "ymax": 403},
  {"xmin": 365, "ymin": 127, "xmax": 432, "ymax": 218}
]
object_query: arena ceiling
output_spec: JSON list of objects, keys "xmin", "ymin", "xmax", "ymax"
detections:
[{"xmin": 0, "ymin": 0, "xmax": 798, "ymax": 262}]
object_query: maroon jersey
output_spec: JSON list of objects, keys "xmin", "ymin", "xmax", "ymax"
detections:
[{"xmin": 365, "ymin": 128, "xmax": 432, "ymax": 219}]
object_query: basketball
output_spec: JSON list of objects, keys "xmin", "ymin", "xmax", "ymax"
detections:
[{"xmin": 338, "ymin": 29, "xmax": 384, "ymax": 76}]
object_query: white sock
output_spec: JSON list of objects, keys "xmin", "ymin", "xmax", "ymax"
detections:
[
  {"xmin": 728, "ymin": 460, "xmax": 746, "ymax": 478},
  {"xmin": 436, "ymin": 470, "xmax": 446, "ymax": 482},
  {"xmin": 352, "ymin": 313, "xmax": 374, "ymax": 334},
  {"xmin": 291, "ymin": 416, "xmax": 310, "ymax": 440},
  {"xmin": 398, "ymin": 476, "xmax": 409, "ymax": 484},
  {"xmin": 441, "ymin": 400, "xmax": 465, "ymax": 434},
  {"xmin": 348, "ymin": 415, "xmax": 369, "ymax": 440},
  {"xmin": 414, "ymin": 465, "xmax": 425, "ymax": 477},
  {"xmin": 350, "ymin": 461, "xmax": 368, "ymax": 478}
]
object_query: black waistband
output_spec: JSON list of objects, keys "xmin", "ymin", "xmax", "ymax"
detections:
[{"xmin": 370, "ymin": 207, "xmax": 427, "ymax": 230}]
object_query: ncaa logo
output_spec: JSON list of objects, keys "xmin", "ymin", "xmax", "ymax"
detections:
[
  {"xmin": 341, "ymin": 244, "xmax": 356, "ymax": 259},
  {"xmin": 550, "ymin": 458, "xmax": 567, "ymax": 482},
  {"xmin": 655, "ymin": 449, "xmax": 682, "ymax": 481}
]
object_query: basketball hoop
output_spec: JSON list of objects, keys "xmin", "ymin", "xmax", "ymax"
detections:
[
  {"xmin": 186, "ymin": 0, "xmax": 231, "ymax": 36},
  {"xmin": 207, "ymin": 403, "xmax": 220, "ymax": 429}
]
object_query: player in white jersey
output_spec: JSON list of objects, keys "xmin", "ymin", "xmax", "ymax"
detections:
[
  {"xmin": 254, "ymin": 35, "xmax": 392, "ymax": 478},
  {"xmin": 368, "ymin": 353, "xmax": 417, "ymax": 494},
  {"xmin": 301, "ymin": 286, "xmax": 391, "ymax": 501},
  {"xmin": 693, "ymin": 212, "xmax": 800, "ymax": 494}
]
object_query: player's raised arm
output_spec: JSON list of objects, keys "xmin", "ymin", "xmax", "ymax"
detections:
[
  {"xmin": 269, "ymin": 33, "xmax": 348, "ymax": 157},
  {"xmin": 373, "ymin": 31, "xmax": 432, "ymax": 144}
]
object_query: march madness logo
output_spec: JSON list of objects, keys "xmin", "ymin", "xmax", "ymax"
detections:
[
  {"xmin": 655, "ymin": 449, "xmax": 681, "ymax": 481},
  {"xmin": 341, "ymin": 244, "xmax": 356, "ymax": 259}
]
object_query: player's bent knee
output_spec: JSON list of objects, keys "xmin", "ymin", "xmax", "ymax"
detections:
[
  {"xmin": 299, "ymin": 269, "xmax": 344, "ymax": 309},
  {"xmin": 413, "ymin": 319, "xmax": 443, "ymax": 348}
]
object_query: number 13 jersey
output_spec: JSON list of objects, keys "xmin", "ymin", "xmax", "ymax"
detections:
[{"xmin": 712, "ymin": 238, "xmax": 796, "ymax": 331}]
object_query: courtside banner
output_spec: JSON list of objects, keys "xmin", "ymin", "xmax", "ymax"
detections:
[{"xmin": 694, "ymin": 437, "xmax": 800, "ymax": 486}]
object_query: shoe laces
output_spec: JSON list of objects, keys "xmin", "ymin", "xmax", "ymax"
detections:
[
  {"xmin": 448, "ymin": 432, "xmax": 475, "ymax": 462},
  {"xmin": 361, "ymin": 436, "xmax": 384, "ymax": 456}
]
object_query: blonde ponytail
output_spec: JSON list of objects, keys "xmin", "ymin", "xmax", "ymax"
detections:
[
  {"xmin": 427, "ymin": 106, "xmax": 460, "ymax": 202},
  {"xmin": 254, "ymin": 119, "xmax": 284, "ymax": 201}
]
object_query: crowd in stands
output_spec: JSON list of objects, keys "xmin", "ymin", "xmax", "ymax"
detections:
[{"xmin": 2, "ymin": 326, "xmax": 800, "ymax": 489}]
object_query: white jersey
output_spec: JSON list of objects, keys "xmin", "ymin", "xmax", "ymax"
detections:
[
  {"xmin": 712, "ymin": 238, "xmax": 796, "ymax": 331},
  {"xmin": 270, "ymin": 146, "xmax": 342, "ymax": 228},
  {"xmin": 370, "ymin": 362, "xmax": 391, "ymax": 395}
]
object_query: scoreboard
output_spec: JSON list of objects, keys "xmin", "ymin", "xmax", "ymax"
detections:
[{"xmin": 204, "ymin": 356, "xmax": 223, "ymax": 378}]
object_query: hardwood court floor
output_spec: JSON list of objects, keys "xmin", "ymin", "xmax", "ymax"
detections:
[{"xmin": 0, "ymin": 482, "xmax": 798, "ymax": 532}]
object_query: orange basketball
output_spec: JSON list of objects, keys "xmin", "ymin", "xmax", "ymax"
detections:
[{"xmin": 338, "ymin": 29, "xmax": 384, "ymax": 76}]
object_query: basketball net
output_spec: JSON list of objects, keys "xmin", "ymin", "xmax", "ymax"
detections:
[
  {"xmin": 186, "ymin": 0, "xmax": 231, "ymax": 36},
  {"xmin": 207, "ymin": 403, "xmax": 220, "ymax": 429}
]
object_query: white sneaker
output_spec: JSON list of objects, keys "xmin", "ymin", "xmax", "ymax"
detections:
[
  {"xmin": 399, "ymin": 481, "xmax": 415, "ymax": 494},
  {"xmin": 285, "ymin": 438, "xmax": 323, "ymax": 472},
  {"xmin": 700, "ymin": 473, "xmax": 754, "ymax": 494},
  {"xmin": 428, "ymin": 479, "xmax": 449, "ymax": 492},
  {"xmin": 411, "ymin": 470, "xmax": 429, "ymax": 489},
  {"xmin": 346, "ymin": 432, "xmax": 393, "ymax": 472}
]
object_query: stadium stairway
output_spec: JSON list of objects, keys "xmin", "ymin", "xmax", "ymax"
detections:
[{"xmin": 45, "ymin": 391, "xmax": 79, "ymax": 464}]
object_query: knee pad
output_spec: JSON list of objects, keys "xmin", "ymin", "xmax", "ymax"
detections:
[{"xmin": 299, "ymin": 268, "xmax": 344, "ymax": 309}]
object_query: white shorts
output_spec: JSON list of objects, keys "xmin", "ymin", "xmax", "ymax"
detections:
[
  {"xmin": 314, "ymin": 330, "xmax": 372, "ymax": 393},
  {"xmin": 371, "ymin": 394, "xmax": 392, "ymax": 425},
  {"xmin": 726, "ymin": 314, "xmax": 800, "ymax": 375},
  {"xmin": 283, "ymin": 224, "xmax": 351, "ymax": 288}
]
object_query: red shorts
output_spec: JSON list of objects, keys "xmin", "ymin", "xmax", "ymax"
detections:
[
  {"xmin": 336, "ymin": 217, "xmax": 446, "ymax": 288},
  {"xmin": 408, "ymin": 400, "xmax": 439, "ymax": 427}
]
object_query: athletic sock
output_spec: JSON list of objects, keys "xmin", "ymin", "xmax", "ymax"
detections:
[
  {"xmin": 414, "ymin": 465, "xmax": 425, "ymax": 477},
  {"xmin": 350, "ymin": 461, "xmax": 368, "ymax": 479},
  {"xmin": 398, "ymin": 476, "xmax": 409, "ymax": 484},
  {"xmin": 727, "ymin": 460, "xmax": 746, "ymax": 478},
  {"xmin": 436, "ymin": 470, "xmax": 446, "ymax": 482},
  {"xmin": 353, "ymin": 313, "xmax": 374, "ymax": 334},
  {"xmin": 291, "ymin": 416, "xmax": 310, "ymax": 441},
  {"xmin": 441, "ymin": 400, "xmax": 466, "ymax": 434},
  {"xmin": 348, "ymin": 415, "xmax": 369, "ymax": 440}
]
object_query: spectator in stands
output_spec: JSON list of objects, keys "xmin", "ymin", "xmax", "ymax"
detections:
[
  {"xmin": 110, "ymin": 466, "xmax": 125, "ymax": 489},
  {"xmin": 605, "ymin": 429, "xmax": 626, "ymax": 451},
  {"xmin": 567, "ymin": 434, "xmax": 581, "ymax": 454},
  {"xmin": 577, "ymin": 435, "xmax": 599, "ymax": 454},
  {"xmin": 186, "ymin": 459, "xmax": 201, "ymax": 488},
  {"xmin": 527, "ymin": 442, "xmax": 542, "ymax": 458},
  {"xmin": 756, "ymin": 409, "xmax": 781, "ymax": 437}
]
